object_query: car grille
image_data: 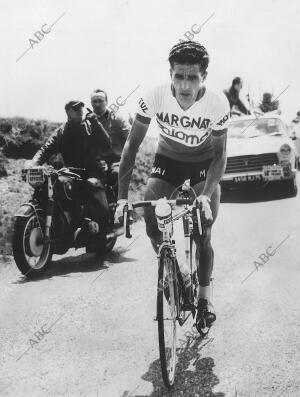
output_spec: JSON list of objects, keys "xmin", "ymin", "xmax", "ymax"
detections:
[{"xmin": 225, "ymin": 153, "xmax": 279, "ymax": 174}]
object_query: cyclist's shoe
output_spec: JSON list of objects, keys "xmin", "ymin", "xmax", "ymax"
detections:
[{"xmin": 196, "ymin": 298, "xmax": 216, "ymax": 334}]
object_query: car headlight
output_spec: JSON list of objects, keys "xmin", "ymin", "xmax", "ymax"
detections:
[{"xmin": 280, "ymin": 144, "xmax": 291, "ymax": 156}]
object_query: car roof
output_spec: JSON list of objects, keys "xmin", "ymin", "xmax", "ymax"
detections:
[{"xmin": 229, "ymin": 114, "xmax": 283, "ymax": 122}]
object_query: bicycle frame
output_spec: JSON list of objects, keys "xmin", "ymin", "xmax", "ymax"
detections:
[{"xmin": 130, "ymin": 196, "xmax": 202, "ymax": 316}]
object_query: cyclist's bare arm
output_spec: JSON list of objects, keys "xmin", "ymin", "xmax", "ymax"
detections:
[
  {"xmin": 202, "ymin": 129, "xmax": 227, "ymax": 198},
  {"xmin": 118, "ymin": 116, "xmax": 150, "ymax": 199}
]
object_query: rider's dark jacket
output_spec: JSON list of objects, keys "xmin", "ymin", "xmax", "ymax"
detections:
[
  {"xmin": 96, "ymin": 110, "xmax": 130, "ymax": 163},
  {"xmin": 223, "ymin": 87, "xmax": 250, "ymax": 115},
  {"xmin": 32, "ymin": 118, "xmax": 114, "ymax": 179}
]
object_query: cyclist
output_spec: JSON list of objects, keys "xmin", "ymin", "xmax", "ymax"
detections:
[
  {"xmin": 90, "ymin": 89, "xmax": 130, "ymax": 197},
  {"xmin": 258, "ymin": 92, "xmax": 281, "ymax": 114},
  {"xmin": 115, "ymin": 41, "xmax": 230, "ymax": 330}
]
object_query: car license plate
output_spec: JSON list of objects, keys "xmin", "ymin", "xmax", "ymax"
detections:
[
  {"xmin": 233, "ymin": 175, "xmax": 262, "ymax": 182},
  {"xmin": 263, "ymin": 165, "xmax": 283, "ymax": 180}
]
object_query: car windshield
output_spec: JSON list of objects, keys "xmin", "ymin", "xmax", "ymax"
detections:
[{"xmin": 228, "ymin": 118, "xmax": 287, "ymax": 138}]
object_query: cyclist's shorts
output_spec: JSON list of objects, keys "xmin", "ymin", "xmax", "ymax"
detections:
[{"xmin": 150, "ymin": 153, "xmax": 212, "ymax": 187}]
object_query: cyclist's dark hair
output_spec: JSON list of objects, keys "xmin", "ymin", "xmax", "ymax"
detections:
[
  {"xmin": 91, "ymin": 88, "xmax": 108, "ymax": 102},
  {"xmin": 168, "ymin": 41, "xmax": 209, "ymax": 72}
]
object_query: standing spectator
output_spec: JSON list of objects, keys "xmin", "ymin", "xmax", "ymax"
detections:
[
  {"xmin": 259, "ymin": 92, "xmax": 281, "ymax": 114},
  {"xmin": 291, "ymin": 111, "xmax": 300, "ymax": 146},
  {"xmin": 223, "ymin": 77, "xmax": 250, "ymax": 115},
  {"xmin": 292, "ymin": 111, "xmax": 300, "ymax": 124},
  {"xmin": 90, "ymin": 89, "xmax": 130, "ymax": 196},
  {"xmin": 128, "ymin": 113, "xmax": 134, "ymax": 126}
]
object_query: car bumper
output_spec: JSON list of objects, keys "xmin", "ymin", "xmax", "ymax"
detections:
[{"xmin": 222, "ymin": 167, "xmax": 297, "ymax": 183}]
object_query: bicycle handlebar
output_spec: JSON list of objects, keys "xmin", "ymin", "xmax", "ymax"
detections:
[
  {"xmin": 124, "ymin": 197, "xmax": 203, "ymax": 239},
  {"xmin": 132, "ymin": 198, "xmax": 194, "ymax": 209}
]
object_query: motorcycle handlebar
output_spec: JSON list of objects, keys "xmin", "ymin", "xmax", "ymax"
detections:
[
  {"xmin": 22, "ymin": 166, "xmax": 86, "ymax": 174},
  {"xmin": 65, "ymin": 167, "xmax": 86, "ymax": 172}
]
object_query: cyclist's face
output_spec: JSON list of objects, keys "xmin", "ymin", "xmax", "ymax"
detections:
[
  {"xmin": 91, "ymin": 93, "xmax": 107, "ymax": 115},
  {"xmin": 170, "ymin": 63, "xmax": 207, "ymax": 109}
]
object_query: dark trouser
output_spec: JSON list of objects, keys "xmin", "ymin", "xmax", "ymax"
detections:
[
  {"xmin": 107, "ymin": 162, "xmax": 120, "ymax": 199},
  {"xmin": 85, "ymin": 182, "xmax": 109, "ymax": 227}
]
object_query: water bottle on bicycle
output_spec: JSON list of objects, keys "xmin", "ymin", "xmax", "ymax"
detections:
[{"xmin": 155, "ymin": 197, "xmax": 193, "ymax": 305}]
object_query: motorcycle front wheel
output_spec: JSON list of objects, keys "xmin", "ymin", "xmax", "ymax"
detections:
[{"xmin": 13, "ymin": 213, "xmax": 53, "ymax": 278}]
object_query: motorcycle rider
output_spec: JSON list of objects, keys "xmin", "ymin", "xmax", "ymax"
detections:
[
  {"xmin": 90, "ymin": 89, "xmax": 130, "ymax": 197},
  {"xmin": 25, "ymin": 100, "xmax": 114, "ymax": 249},
  {"xmin": 223, "ymin": 77, "xmax": 250, "ymax": 116}
]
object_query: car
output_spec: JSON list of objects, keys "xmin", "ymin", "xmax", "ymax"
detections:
[{"xmin": 222, "ymin": 114, "xmax": 298, "ymax": 196}]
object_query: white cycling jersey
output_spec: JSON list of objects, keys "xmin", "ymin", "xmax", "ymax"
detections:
[{"xmin": 136, "ymin": 83, "xmax": 230, "ymax": 162}]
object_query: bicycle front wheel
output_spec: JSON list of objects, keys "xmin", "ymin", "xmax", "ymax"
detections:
[{"xmin": 157, "ymin": 246, "xmax": 178, "ymax": 389}]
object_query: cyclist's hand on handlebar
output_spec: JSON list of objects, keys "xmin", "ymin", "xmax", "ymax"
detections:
[
  {"xmin": 194, "ymin": 195, "xmax": 213, "ymax": 225},
  {"xmin": 114, "ymin": 199, "xmax": 128, "ymax": 226}
]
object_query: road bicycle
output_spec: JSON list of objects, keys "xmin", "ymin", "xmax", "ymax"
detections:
[{"xmin": 124, "ymin": 180, "xmax": 210, "ymax": 389}]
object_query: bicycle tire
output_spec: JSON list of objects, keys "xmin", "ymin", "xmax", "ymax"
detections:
[{"xmin": 157, "ymin": 246, "xmax": 178, "ymax": 389}]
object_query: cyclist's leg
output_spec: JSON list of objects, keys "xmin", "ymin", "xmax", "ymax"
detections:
[
  {"xmin": 144, "ymin": 177, "xmax": 178, "ymax": 253},
  {"xmin": 192, "ymin": 181, "xmax": 221, "ymax": 294}
]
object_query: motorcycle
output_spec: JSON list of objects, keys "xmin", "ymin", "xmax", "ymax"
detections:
[{"xmin": 12, "ymin": 165, "xmax": 120, "ymax": 278}]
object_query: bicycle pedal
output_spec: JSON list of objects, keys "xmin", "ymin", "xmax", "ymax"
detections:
[{"xmin": 195, "ymin": 316, "xmax": 210, "ymax": 335}]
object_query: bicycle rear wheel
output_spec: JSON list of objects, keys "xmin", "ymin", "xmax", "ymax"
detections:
[{"xmin": 157, "ymin": 246, "xmax": 178, "ymax": 389}]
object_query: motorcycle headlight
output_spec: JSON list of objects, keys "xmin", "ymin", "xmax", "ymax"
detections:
[
  {"xmin": 64, "ymin": 180, "xmax": 73, "ymax": 200},
  {"xmin": 280, "ymin": 144, "xmax": 291, "ymax": 156}
]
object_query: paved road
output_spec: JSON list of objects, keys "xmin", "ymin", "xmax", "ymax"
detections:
[{"xmin": 1, "ymin": 177, "xmax": 300, "ymax": 397}]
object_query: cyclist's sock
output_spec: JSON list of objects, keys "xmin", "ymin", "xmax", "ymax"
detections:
[{"xmin": 197, "ymin": 285, "xmax": 211, "ymax": 303}]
